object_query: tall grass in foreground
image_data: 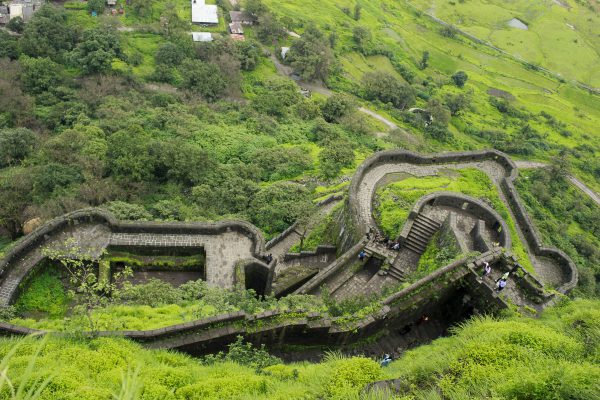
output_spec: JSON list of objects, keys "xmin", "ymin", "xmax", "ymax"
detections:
[{"xmin": 0, "ymin": 336, "xmax": 52, "ymax": 400}]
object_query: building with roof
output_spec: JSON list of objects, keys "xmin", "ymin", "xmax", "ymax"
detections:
[
  {"xmin": 0, "ymin": 0, "xmax": 43, "ymax": 24},
  {"xmin": 191, "ymin": 0, "xmax": 218, "ymax": 25},
  {"xmin": 228, "ymin": 21, "xmax": 243, "ymax": 35},
  {"xmin": 191, "ymin": 31, "xmax": 213, "ymax": 42},
  {"xmin": 229, "ymin": 10, "xmax": 254, "ymax": 25}
]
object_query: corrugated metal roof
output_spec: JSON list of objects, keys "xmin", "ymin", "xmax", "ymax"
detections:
[{"xmin": 191, "ymin": 32, "xmax": 213, "ymax": 42}]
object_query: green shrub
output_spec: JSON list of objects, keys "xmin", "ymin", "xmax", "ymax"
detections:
[{"xmin": 325, "ymin": 357, "xmax": 381, "ymax": 399}]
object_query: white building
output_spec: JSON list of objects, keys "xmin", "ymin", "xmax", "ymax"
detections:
[
  {"xmin": 191, "ymin": 32, "xmax": 213, "ymax": 42},
  {"xmin": 191, "ymin": 0, "xmax": 218, "ymax": 25}
]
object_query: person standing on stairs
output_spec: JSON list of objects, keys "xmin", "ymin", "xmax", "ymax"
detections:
[
  {"xmin": 359, "ymin": 250, "xmax": 366, "ymax": 261},
  {"xmin": 482, "ymin": 261, "xmax": 491, "ymax": 278}
]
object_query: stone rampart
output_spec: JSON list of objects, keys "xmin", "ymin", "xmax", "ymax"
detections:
[
  {"xmin": 0, "ymin": 251, "xmax": 511, "ymax": 352},
  {"xmin": 347, "ymin": 149, "xmax": 577, "ymax": 293},
  {"xmin": 398, "ymin": 191, "xmax": 511, "ymax": 250}
]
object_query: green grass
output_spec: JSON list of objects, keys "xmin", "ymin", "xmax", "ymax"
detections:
[
  {"xmin": 381, "ymin": 298, "xmax": 600, "ymax": 399},
  {"xmin": 414, "ymin": 229, "xmax": 463, "ymax": 280},
  {"xmin": 15, "ymin": 267, "xmax": 69, "ymax": 319},
  {"xmin": 0, "ymin": 298, "xmax": 598, "ymax": 399},
  {"xmin": 410, "ymin": 0, "xmax": 600, "ymax": 87},
  {"xmin": 374, "ymin": 168, "xmax": 534, "ymax": 272}
]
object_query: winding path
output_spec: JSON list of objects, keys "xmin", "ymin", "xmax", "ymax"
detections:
[{"xmin": 514, "ymin": 161, "xmax": 600, "ymax": 206}]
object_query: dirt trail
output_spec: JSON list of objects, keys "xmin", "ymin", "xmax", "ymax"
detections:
[
  {"xmin": 270, "ymin": 55, "xmax": 399, "ymax": 131},
  {"xmin": 514, "ymin": 161, "xmax": 600, "ymax": 206}
]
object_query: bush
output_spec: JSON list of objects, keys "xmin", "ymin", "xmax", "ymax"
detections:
[
  {"xmin": 103, "ymin": 201, "xmax": 152, "ymax": 221},
  {"xmin": 179, "ymin": 60, "xmax": 227, "ymax": 101},
  {"xmin": 321, "ymin": 94, "xmax": 356, "ymax": 123},
  {"xmin": 451, "ymin": 70, "xmax": 468, "ymax": 87},
  {"xmin": 362, "ymin": 71, "xmax": 415, "ymax": 110},
  {"xmin": 325, "ymin": 357, "xmax": 381, "ymax": 399}
]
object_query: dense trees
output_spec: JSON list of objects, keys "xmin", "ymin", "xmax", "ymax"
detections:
[
  {"xmin": 180, "ymin": 59, "xmax": 227, "ymax": 101},
  {"xmin": 287, "ymin": 25, "xmax": 334, "ymax": 81},
  {"xmin": 362, "ymin": 71, "xmax": 415, "ymax": 110},
  {"xmin": 19, "ymin": 56, "xmax": 63, "ymax": 95},
  {"xmin": 249, "ymin": 182, "xmax": 313, "ymax": 236},
  {"xmin": 20, "ymin": 5, "xmax": 77, "ymax": 61},
  {"xmin": 71, "ymin": 27, "xmax": 122, "ymax": 74},
  {"xmin": 0, "ymin": 128, "xmax": 38, "ymax": 168}
]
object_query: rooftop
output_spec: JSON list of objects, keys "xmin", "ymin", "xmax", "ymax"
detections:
[
  {"xmin": 191, "ymin": 0, "xmax": 218, "ymax": 24},
  {"xmin": 191, "ymin": 31, "xmax": 213, "ymax": 42}
]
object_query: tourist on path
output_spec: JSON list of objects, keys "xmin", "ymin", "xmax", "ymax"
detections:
[
  {"xmin": 380, "ymin": 354, "xmax": 392, "ymax": 367},
  {"xmin": 496, "ymin": 279, "xmax": 507, "ymax": 292},
  {"xmin": 482, "ymin": 261, "xmax": 491, "ymax": 277},
  {"xmin": 359, "ymin": 250, "xmax": 366, "ymax": 261}
]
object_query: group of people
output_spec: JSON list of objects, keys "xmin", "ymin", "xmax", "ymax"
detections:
[
  {"xmin": 480, "ymin": 261, "xmax": 510, "ymax": 292},
  {"xmin": 366, "ymin": 228, "xmax": 401, "ymax": 251}
]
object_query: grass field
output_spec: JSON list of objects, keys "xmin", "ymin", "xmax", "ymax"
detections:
[{"xmin": 409, "ymin": 0, "xmax": 600, "ymax": 87}]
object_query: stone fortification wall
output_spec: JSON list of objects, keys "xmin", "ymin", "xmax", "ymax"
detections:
[
  {"xmin": 347, "ymin": 149, "xmax": 576, "ymax": 293},
  {"xmin": 0, "ymin": 251, "xmax": 512, "ymax": 352},
  {"xmin": 398, "ymin": 191, "xmax": 511, "ymax": 250}
]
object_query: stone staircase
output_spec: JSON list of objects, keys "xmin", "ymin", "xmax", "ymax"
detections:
[
  {"xmin": 403, "ymin": 213, "xmax": 442, "ymax": 254},
  {"xmin": 363, "ymin": 242, "xmax": 405, "ymax": 281}
]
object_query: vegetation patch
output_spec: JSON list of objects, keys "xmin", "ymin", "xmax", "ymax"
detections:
[{"xmin": 373, "ymin": 168, "xmax": 533, "ymax": 271}]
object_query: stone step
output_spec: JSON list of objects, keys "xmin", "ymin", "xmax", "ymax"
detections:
[
  {"xmin": 406, "ymin": 232, "xmax": 429, "ymax": 247},
  {"xmin": 410, "ymin": 223, "xmax": 437, "ymax": 237},
  {"xmin": 416, "ymin": 213, "xmax": 442, "ymax": 227},
  {"xmin": 403, "ymin": 241, "xmax": 425, "ymax": 254},
  {"xmin": 410, "ymin": 225, "xmax": 437, "ymax": 239},
  {"xmin": 412, "ymin": 219, "xmax": 439, "ymax": 234},
  {"xmin": 387, "ymin": 270, "xmax": 404, "ymax": 281}
]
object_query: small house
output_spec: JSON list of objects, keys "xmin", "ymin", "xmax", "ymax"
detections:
[
  {"xmin": 107, "ymin": 0, "xmax": 117, "ymax": 6},
  {"xmin": 191, "ymin": 0, "xmax": 218, "ymax": 25},
  {"xmin": 228, "ymin": 21, "xmax": 243, "ymax": 35},
  {"xmin": 229, "ymin": 10, "xmax": 254, "ymax": 25},
  {"xmin": 191, "ymin": 31, "xmax": 213, "ymax": 42}
]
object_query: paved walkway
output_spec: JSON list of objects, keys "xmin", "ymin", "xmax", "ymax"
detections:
[{"xmin": 110, "ymin": 231, "xmax": 256, "ymax": 288}]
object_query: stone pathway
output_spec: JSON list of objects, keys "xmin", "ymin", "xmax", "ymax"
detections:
[
  {"xmin": 355, "ymin": 159, "xmax": 565, "ymax": 288},
  {"xmin": 110, "ymin": 231, "xmax": 256, "ymax": 289}
]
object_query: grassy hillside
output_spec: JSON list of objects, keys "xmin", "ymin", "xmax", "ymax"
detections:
[
  {"xmin": 0, "ymin": 299, "xmax": 597, "ymax": 399},
  {"xmin": 410, "ymin": 0, "xmax": 600, "ymax": 88},
  {"xmin": 264, "ymin": 0, "xmax": 600, "ymax": 191}
]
